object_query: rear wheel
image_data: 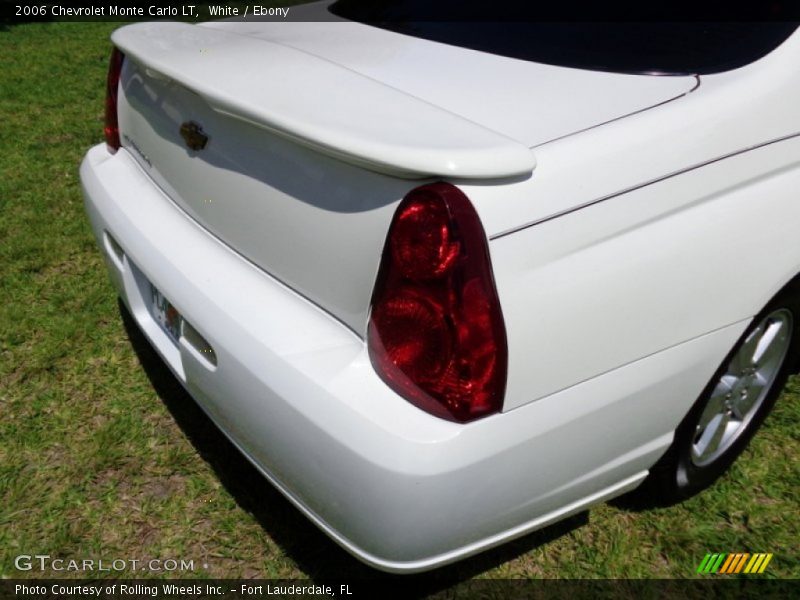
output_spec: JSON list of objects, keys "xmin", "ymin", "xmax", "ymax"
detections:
[{"xmin": 634, "ymin": 281, "xmax": 800, "ymax": 505}]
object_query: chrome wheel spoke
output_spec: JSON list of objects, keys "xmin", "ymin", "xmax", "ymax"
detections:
[
  {"xmin": 696, "ymin": 380, "xmax": 731, "ymax": 432},
  {"xmin": 694, "ymin": 412, "xmax": 731, "ymax": 462},
  {"xmin": 753, "ymin": 319, "xmax": 788, "ymax": 370},
  {"xmin": 731, "ymin": 325, "xmax": 763, "ymax": 374},
  {"xmin": 690, "ymin": 308, "xmax": 793, "ymax": 467}
]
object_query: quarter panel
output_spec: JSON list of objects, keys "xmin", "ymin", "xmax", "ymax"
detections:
[
  {"xmin": 492, "ymin": 136, "xmax": 800, "ymax": 411},
  {"xmin": 463, "ymin": 30, "xmax": 800, "ymax": 240}
]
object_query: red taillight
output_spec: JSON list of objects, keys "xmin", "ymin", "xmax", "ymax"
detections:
[
  {"xmin": 368, "ymin": 183, "xmax": 508, "ymax": 422},
  {"xmin": 104, "ymin": 48, "xmax": 124, "ymax": 153}
]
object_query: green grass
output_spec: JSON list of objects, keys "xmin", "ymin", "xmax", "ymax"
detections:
[{"xmin": 1, "ymin": 20, "xmax": 798, "ymax": 587}]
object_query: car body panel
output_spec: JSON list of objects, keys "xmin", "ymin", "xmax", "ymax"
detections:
[
  {"xmin": 204, "ymin": 16, "xmax": 697, "ymax": 148},
  {"xmin": 111, "ymin": 17, "xmax": 711, "ymax": 337},
  {"xmin": 463, "ymin": 31, "xmax": 800, "ymax": 239},
  {"xmin": 112, "ymin": 21, "xmax": 536, "ymax": 179},
  {"xmin": 81, "ymin": 18, "xmax": 800, "ymax": 572},
  {"xmin": 491, "ymin": 134, "xmax": 800, "ymax": 410},
  {"xmin": 81, "ymin": 144, "xmax": 748, "ymax": 570},
  {"xmin": 117, "ymin": 57, "xmax": 405, "ymax": 334}
]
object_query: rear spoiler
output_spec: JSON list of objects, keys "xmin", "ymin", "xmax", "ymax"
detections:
[{"xmin": 111, "ymin": 22, "xmax": 536, "ymax": 179}]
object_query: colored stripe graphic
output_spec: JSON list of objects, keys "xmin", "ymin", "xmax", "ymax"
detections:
[
  {"xmin": 711, "ymin": 553, "xmax": 726, "ymax": 573},
  {"xmin": 719, "ymin": 554, "xmax": 735, "ymax": 573},
  {"xmin": 744, "ymin": 554, "xmax": 760, "ymax": 573},
  {"xmin": 758, "ymin": 553, "xmax": 773, "ymax": 573},
  {"xmin": 697, "ymin": 554, "xmax": 712, "ymax": 573},
  {"xmin": 735, "ymin": 553, "xmax": 750, "ymax": 573},
  {"xmin": 700, "ymin": 554, "xmax": 718, "ymax": 573},
  {"xmin": 728, "ymin": 553, "xmax": 749, "ymax": 574},
  {"xmin": 745, "ymin": 553, "xmax": 774, "ymax": 574},
  {"xmin": 700, "ymin": 553, "xmax": 774, "ymax": 574}
]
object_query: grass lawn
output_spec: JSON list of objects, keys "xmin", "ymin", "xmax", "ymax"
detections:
[{"xmin": 1, "ymin": 19, "xmax": 798, "ymax": 587}]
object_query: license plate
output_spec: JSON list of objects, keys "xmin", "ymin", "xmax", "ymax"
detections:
[{"xmin": 150, "ymin": 284, "xmax": 182, "ymax": 343}]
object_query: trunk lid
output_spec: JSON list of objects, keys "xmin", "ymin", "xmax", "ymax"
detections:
[
  {"xmin": 112, "ymin": 20, "xmax": 695, "ymax": 335},
  {"xmin": 204, "ymin": 18, "xmax": 698, "ymax": 147}
]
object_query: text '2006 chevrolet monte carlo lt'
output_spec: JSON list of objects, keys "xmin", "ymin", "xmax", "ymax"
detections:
[{"xmin": 80, "ymin": 1, "xmax": 800, "ymax": 572}]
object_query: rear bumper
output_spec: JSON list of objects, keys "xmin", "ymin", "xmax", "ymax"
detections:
[{"xmin": 80, "ymin": 143, "xmax": 746, "ymax": 572}]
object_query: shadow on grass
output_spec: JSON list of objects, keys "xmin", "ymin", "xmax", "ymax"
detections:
[{"xmin": 119, "ymin": 301, "xmax": 587, "ymax": 590}]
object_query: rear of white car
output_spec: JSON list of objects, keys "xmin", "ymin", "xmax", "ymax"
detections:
[{"xmin": 81, "ymin": 16, "xmax": 800, "ymax": 572}]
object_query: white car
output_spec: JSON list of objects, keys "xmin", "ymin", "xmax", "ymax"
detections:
[{"xmin": 80, "ymin": 7, "xmax": 800, "ymax": 573}]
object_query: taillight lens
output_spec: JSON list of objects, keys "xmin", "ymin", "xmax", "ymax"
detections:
[
  {"xmin": 104, "ymin": 47, "xmax": 124, "ymax": 153},
  {"xmin": 368, "ymin": 183, "xmax": 508, "ymax": 422}
]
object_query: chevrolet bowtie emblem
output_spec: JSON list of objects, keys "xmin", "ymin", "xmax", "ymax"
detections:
[{"xmin": 179, "ymin": 121, "xmax": 209, "ymax": 151}]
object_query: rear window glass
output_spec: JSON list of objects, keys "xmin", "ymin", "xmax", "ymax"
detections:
[{"xmin": 328, "ymin": 3, "xmax": 798, "ymax": 75}]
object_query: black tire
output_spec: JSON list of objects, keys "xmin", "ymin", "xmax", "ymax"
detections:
[{"xmin": 630, "ymin": 277, "xmax": 800, "ymax": 506}]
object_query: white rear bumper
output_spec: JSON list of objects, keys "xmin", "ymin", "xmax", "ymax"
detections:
[{"xmin": 80, "ymin": 143, "xmax": 747, "ymax": 572}]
